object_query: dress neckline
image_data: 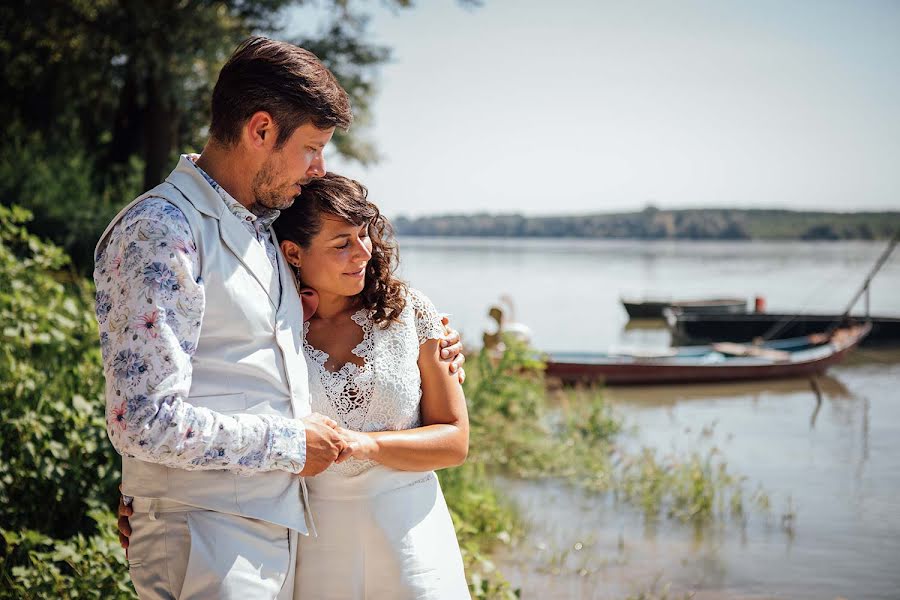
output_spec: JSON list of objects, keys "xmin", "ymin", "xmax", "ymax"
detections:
[{"xmin": 303, "ymin": 308, "xmax": 373, "ymax": 377}]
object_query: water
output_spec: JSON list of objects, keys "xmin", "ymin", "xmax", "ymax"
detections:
[
  {"xmin": 397, "ymin": 238, "xmax": 900, "ymax": 352},
  {"xmin": 397, "ymin": 237, "xmax": 900, "ymax": 599}
]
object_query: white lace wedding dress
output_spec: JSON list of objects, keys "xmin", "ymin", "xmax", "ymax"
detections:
[{"xmin": 294, "ymin": 289, "xmax": 470, "ymax": 600}]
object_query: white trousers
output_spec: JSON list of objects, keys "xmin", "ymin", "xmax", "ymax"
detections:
[{"xmin": 127, "ymin": 504, "xmax": 298, "ymax": 600}]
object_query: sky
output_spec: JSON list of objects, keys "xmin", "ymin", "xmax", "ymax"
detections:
[{"xmin": 288, "ymin": 0, "xmax": 900, "ymax": 218}]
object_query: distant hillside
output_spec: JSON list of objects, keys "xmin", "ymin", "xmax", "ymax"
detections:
[{"xmin": 392, "ymin": 208, "xmax": 900, "ymax": 241}]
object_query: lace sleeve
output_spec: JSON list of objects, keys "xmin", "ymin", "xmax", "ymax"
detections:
[{"xmin": 409, "ymin": 289, "xmax": 446, "ymax": 346}]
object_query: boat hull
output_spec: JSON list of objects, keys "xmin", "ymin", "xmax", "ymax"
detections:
[
  {"xmin": 546, "ymin": 325, "xmax": 869, "ymax": 386},
  {"xmin": 622, "ymin": 298, "xmax": 747, "ymax": 319},
  {"xmin": 667, "ymin": 313, "xmax": 900, "ymax": 347}
]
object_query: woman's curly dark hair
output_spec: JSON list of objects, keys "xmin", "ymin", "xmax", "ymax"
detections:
[{"xmin": 273, "ymin": 173, "xmax": 407, "ymax": 327}]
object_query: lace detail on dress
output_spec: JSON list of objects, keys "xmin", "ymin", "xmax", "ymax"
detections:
[
  {"xmin": 410, "ymin": 288, "xmax": 445, "ymax": 345},
  {"xmin": 303, "ymin": 289, "xmax": 443, "ymax": 477}
]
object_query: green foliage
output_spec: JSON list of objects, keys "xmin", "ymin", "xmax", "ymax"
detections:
[
  {"xmin": 1, "ymin": 0, "xmax": 398, "ymax": 184},
  {"xmin": 0, "ymin": 0, "xmax": 418, "ymax": 272},
  {"xmin": 0, "ymin": 125, "xmax": 144, "ymax": 270},
  {"xmin": 0, "ymin": 205, "xmax": 119, "ymax": 538},
  {"xmin": 463, "ymin": 338, "xmax": 565, "ymax": 477},
  {"xmin": 0, "ymin": 512, "xmax": 133, "ymax": 599},
  {"xmin": 0, "ymin": 205, "xmax": 128, "ymax": 598},
  {"xmin": 463, "ymin": 339, "xmax": 620, "ymax": 484},
  {"xmin": 297, "ymin": 12, "xmax": 393, "ymax": 166},
  {"xmin": 616, "ymin": 448, "xmax": 747, "ymax": 524}
]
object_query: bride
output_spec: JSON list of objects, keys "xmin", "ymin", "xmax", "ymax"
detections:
[{"xmin": 273, "ymin": 172, "xmax": 470, "ymax": 599}]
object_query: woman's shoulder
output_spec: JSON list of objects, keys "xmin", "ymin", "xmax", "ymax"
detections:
[
  {"xmin": 403, "ymin": 288, "xmax": 444, "ymax": 344},
  {"xmin": 403, "ymin": 287, "xmax": 439, "ymax": 318},
  {"xmin": 405, "ymin": 286, "xmax": 432, "ymax": 306}
]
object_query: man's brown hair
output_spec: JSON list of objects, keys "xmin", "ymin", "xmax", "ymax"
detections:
[{"xmin": 210, "ymin": 36, "xmax": 352, "ymax": 147}]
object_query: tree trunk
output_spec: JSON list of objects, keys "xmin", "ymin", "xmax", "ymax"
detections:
[
  {"xmin": 142, "ymin": 75, "xmax": 179, "ymax": 189},
  {"xmin": 108, "ymin": 65, "xmax": 143, "ymax": 167}
]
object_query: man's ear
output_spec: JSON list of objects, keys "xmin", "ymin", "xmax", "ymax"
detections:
[
  {"xmin": 280, "ymin": 240, "xmax": 302, "ymax": 268},
  {"xmin": 245, "ymin": 111, "xmax": 276, "ymax": 148}
]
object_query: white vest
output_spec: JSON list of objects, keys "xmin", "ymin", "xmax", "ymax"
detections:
[{"xmin": 96, "ymin": 156, "xmax": 315, "ymax": 534}]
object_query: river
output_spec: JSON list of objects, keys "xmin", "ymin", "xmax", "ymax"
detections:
[{"xmin": 398, "ymin": 237, "xmax": 900, "ymax": 599}]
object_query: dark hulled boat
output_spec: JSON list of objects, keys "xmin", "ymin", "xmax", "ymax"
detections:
[
  {"xmin": 666, "ymin": 233, "xmax": 900, "ymax": 347},
  {"xmin": 666, "ymin": 311, "xmax": 900, "ymax": 347},
  {"xmin": 621, "ymin": 297, "xmax": 748, "ymax": 319}
]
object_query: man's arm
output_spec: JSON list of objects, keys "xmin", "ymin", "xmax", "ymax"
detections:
[{"xmin": 95, "ymin": 198, "xmax": 338, "ymax": 475}]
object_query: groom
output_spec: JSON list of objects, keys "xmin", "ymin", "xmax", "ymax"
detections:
[{"xmin": 95, "ymin": 37, "xmax": 464, "ymax": 598}]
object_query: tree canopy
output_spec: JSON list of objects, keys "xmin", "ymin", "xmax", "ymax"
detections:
[{"xmin": 0, "ymin": 1, "xmax": 413, "ymax": 268}]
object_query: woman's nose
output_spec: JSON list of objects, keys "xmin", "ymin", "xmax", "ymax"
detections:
[{"xmin": 354, "ymin": 238, "xmax": 372, "ymax": 260}]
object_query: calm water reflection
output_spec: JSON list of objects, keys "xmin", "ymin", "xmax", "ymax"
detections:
[{"xmin": 397, "ymin": 238, "xmax": 900, "ymax": 599}]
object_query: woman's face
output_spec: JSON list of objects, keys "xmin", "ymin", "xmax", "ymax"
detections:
[{"xmin": 288, "ymin": 215, "xmax": 373, "ymax": 298}]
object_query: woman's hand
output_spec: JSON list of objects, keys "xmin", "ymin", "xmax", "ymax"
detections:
[{"xmin": 334, "ymin": 428, "xmax": 379, "ymax": 464}]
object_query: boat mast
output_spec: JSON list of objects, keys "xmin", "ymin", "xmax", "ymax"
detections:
[
  {"xmin": 840, "ymin": 230, "xmax": 899, "ymax": 319},
  {"xmin": 761, "ymin": 230, "xmax": 899, "ymax": 342}
]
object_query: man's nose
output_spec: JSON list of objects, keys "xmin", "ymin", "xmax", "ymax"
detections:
[{"xmin": 308, "ymin": 153, "xmax": 326, "ymax": 179}]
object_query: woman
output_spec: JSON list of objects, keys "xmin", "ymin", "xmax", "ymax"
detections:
[{"xmin": 272, "ymin": 173, "xmax": 469, "ymax": 599}]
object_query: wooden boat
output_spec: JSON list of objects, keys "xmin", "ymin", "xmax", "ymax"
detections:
[
  {"xmin": 621, "ymin": 297, "xmax": 747, "ymax": 319},
  {"xmin": 544, "ymin": 323, "xmax": 870, "ymax": 386},
  {"xmin": 666, "ymin": 311, "xmax": 900, "ymax": 348}
]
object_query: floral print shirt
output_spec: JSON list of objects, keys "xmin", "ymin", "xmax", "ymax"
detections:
[{"xmin": 93, "ymin": 155, "xmax": 306, "ymax": 476}]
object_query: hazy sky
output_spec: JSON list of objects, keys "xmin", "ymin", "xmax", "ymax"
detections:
[{"xmin": 289, "ymin": 0, "xmax": 900, "ymax": 217}]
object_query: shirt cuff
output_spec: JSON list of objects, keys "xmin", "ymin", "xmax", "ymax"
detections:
[{"xmin": 263, "ymin": 415, "xmax": 307, "ymax": 474}]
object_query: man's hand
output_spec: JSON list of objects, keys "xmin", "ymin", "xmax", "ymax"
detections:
[
  {"xmin": 334, "ymin": 428, "xmax": 378, "ymax": 464},
  {"xmin": 299, "ymin": 413, "xmax": 350, "ymax": 476},
  {"xmin": 114, "ymin": 414, "xmax": 346, "ymax": 552},
  {"xmin": 117, "ymin": 484, "xmax": 132, "ymax": 554},
  {"xmin": 439, "ymin": 316, "xmax": 466, "ymax": 384}
]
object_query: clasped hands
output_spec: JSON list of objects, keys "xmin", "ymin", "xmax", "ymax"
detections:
[{"xmin": 301, "ymin": 321, "xmax": 464, "ymax": 475}]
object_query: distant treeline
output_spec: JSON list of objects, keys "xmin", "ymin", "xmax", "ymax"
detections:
[{"xmin": 392, "ymin": 208, "xmax": 900, "ymax": 241}]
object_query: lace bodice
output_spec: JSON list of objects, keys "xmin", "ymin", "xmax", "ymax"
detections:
[{"xmin": 303, "ymin": 288, "xmax": 445, "ymax": 476}]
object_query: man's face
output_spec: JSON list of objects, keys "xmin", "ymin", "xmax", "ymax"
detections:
[{"xmin": 252, "ymin": 122, "xmax": 335, "ymax": 211}]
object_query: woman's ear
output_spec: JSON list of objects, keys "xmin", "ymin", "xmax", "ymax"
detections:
[{"xmin": 280, "ymin": 240, "xmax": 302, "ymax": 268}]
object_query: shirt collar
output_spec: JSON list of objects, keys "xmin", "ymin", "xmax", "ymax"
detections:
[{"xmin": 185, "ymin": 154, "xmax": 280, "ymax": 231}]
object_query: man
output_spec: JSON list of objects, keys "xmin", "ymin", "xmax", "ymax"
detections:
[{"xmin": 94, "ymin": 36, "xmax": 464, "ymax": 599}]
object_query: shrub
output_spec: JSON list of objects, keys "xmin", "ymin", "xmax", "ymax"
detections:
[
  {"xmin": 0, "ymin": 205, "xmax": 130, "ymax": 597},
  {"xmin": 0, "ymin": 127, "xmax": 142, "ymax": 272}
]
